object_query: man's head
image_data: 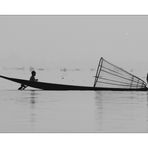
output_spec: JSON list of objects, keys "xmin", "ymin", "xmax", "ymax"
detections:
[{"xmin": 31, "ymin": 71, "xmax": 36, "ymax": 76}]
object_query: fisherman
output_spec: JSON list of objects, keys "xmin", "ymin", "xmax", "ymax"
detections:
[
  {"xmin": 18, "ymin": 70, "xmax": 38, "ymax": 90},
  {"xmin": 30, "ymin": 71, "xmax": 38, "ymax": 82}
]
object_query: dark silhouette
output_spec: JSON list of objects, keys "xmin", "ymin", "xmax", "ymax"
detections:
[
  {"xmin": 18, "ymin": 71, "xmax": 38, "ymax": 90},
  {"xmin": 147, "ymin": 73, "xmax": 148, "ymax": 84},
  {"xmin": 30, "ymin": 71, "xmax": 38, "ymax": 82},
  {"xmin": 18, "ymin": 83, "xmax": 26, "ymax": 90}
]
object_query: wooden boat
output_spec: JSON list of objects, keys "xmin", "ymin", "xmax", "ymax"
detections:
[
  {"xmin": 0, "ymin": 75, "xmax": 147, "ymax": 91},
  {"xmin": 0, "ymin": 57, "xmax": 147, "ymax": 91}
]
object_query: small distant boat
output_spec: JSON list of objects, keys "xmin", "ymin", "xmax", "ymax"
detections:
[{"xmin": 0, "ymin": 57, "xmax": 147, "ymax": 91}]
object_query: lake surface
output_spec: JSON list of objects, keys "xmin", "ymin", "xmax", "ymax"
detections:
[{"xmin": 0, "ymin": 68, "xmax": 148, "ymax": 132}]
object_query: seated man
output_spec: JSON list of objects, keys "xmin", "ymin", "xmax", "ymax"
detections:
[
  {"xmin": 30, "ymin": 71, "xmax": 38, "ymax": 82},
  {"xmin": 18, "ymin": 71, "xmax": 38, "ymax": 90}
]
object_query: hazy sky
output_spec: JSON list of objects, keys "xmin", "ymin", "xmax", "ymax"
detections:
[{"xmin": 0, "ymin": 16, "xmax": 148, "ymax": 70}]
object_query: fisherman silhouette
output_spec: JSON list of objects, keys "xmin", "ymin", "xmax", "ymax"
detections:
[
  {"xmin": 30, "ymin": 71, "xmax": 38, "ymax": 82},
  {"xmin": 18, "ymin": 71, "xmax": 38, "ymax": 90}
]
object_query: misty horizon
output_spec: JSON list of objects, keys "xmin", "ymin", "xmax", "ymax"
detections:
[{"xmin": 0, "ymin": 16, "xmax": 148, "ymax": 78}]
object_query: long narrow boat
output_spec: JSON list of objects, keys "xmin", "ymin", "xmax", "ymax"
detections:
[
  {"xmin": 0, "ymin": 75, "xmax": 147, "ymax": 91},
  {"xmin": 0, "ymin": 57, "xmax": 147, "ymax": 91}
]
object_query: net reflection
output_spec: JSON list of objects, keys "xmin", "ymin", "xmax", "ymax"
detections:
[
  {"xmin": 94, "ymin": 91, "xmax": 148, "ymax": 132},
  {"xmin": 94, "ymin": 91, "xmax": 104, "ymax": 132}
]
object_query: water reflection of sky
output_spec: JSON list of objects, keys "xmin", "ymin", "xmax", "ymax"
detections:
[{"xmin": 0, "ymin": 88, "xmax": 148, "ymax": 132}]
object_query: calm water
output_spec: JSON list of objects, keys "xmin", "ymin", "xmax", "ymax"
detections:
[{"xmin": 0, "ymin": 69, "xmax": 148, "ymax": 132}]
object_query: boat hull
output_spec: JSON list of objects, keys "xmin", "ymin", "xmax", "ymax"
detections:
[{"xmin": 0, "ymin": 75, "xmax": 147, "ymax": 91}]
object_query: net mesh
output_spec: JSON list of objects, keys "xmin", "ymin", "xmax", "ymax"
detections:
[{"xmin": 94, "ymin": 57, "xmax": 146, "ymax": 89}]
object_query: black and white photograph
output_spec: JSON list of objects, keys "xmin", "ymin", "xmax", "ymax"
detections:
[{"xmin": 0, "ymin": 15, "xmax": 148, "ymax": 133}]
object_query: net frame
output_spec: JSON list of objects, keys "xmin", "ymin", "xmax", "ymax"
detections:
[{"xmin": 94, "ymin": 57, "xmax": 146, "ymax": 89}]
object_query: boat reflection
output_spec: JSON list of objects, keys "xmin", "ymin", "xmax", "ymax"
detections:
[
  {"xmin": 29, "ymin": 90, "xmax": 39, "ymax": 130},
  {"xmin": 30, "ymin": 90, "xmax": 36, "ymax": 104}
]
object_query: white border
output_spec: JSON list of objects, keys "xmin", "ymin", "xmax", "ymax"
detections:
[
  {"xmin": 1, "ymin": 0, "xmax": 148, "ymax": 148},
  {"xmin": 0, "ymin": 134, "xmax": 148, "ymax": 148},
  {"xmin": 0, "ymin": 0, "xmax": 148, "ymax": 14}
]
